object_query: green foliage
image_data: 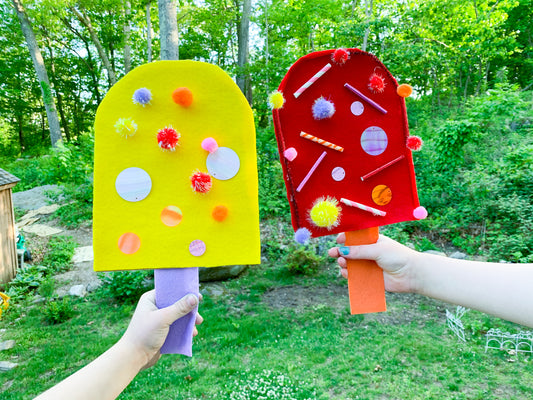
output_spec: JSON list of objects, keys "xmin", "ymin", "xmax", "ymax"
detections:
[
  {"xmin": 41, "ymin": 236, "xmax": 77, "ymax": 274},
  {"xmin": 43, "ymin": 297, "xmax": 75, "ymax": 325},
  {"xmin": 434, "ymin": 120, "xmax": 479, "ymax": 171},
  {"xmin": 285, "ymin": 246, "xmax": 324, "ymax": 276},
  {"xmin": 6, "ymin": 264, "xmax": 48, "ymax": 298},
  {"xmin": 39, "ymin": 81, "xmax": 53, "ymax": 106},
  {"xmin": 99, "ymin": 271, "xmax": 154, "ymax": 304}
]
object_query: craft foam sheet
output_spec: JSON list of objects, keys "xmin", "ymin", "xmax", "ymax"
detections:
[
  {"xmin": 93, "ymin": 61, "xmax": 260, "ymax": 271},
  {"xmin": 273, "ymin": 49, "xmax": 421, "ymax": 237}
]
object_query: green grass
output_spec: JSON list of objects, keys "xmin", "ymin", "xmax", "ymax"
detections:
[{"xmin": 2, "ymin": 260, "xmax": 533, "ymax": 399}]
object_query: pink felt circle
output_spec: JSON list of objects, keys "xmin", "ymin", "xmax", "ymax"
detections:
[
  {"xmin": 118, "ymin": 232, "xmax": 141, "ymax": 254},
  {"xmin": 413, "ymin": 206, "xmax": 428, "ymax": 220},
  {"xmin": 331, "ymin": 167, "xmax": 345, "ymax": 181},
  {"xmin": 189, "ymin": 239, "xmax": 206, "ymax": 257}
]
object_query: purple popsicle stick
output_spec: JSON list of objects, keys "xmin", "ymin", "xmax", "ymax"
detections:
[
  {"xmin": 296, "ymin": 151, "xmax": 327, "ymax": 192},
  {"xmin": 155, "ymin": 267, "xmax": 199, "ymax": 356},
  {"xmin": 344, "ymin": 83, "xmax": 388, "ymax": 114}
]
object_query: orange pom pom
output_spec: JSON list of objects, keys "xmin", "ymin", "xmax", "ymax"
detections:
[
  {"xmin": 212, "ymin": 205, "xmax": 228, "ymax": 222},
  {"xmin": 172, "ymin": 87, "xmax": 193, "ymax": 107},
  {"xmin": 397, "ymin": 84, "xmax": 412, "ymax": 98}
]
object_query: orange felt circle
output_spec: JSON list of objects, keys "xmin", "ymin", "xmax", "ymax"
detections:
[
  {"xmin": 212, "ymin": 205, "xmax": 228, "ymax": 221},
  {"xmin": 118, "ymin": 232, "xmax": 141, "ymax": 254},
  {"xmin": 372, "ymin": 185, "xmax": 392, "ymax": 206},
  {"xmin": 397, "ymin": 84, "xmax": 412, "ymax": 98},
  {"xmin": 161, "ymin": 205, "xmax": 183, "ymax": 226},
  {"xmin": 172, "ymin": 87, "xmax": 193, "ymax": 107}
]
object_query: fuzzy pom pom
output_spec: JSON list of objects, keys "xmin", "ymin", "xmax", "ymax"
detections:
[
  {"xmin": 201, "ymin": 137, "xmax": 218, "ymax": 153},
  {"xmin": 312, "ymin": 97, "xmax": 335, "ymax": 120},
  {"xmin": 309, "ymin": 197, "xmax": 341, "ymax": 229},
  {"xmin": 268, "ymin": 90, "xmax": 285, "ymax": 109},
  {"xmin": 413, "ymin": 206, "xmax": 428, "ymax": 220},
  {"xmin": 284, "ymin": 147, "xmax": 298, "ymax": 161},
  {"xmin": 406, "ymin": 136, "xmax": 423, "ymax": 151},
  {"xmin": 368, "ymin": 73, "xmax": 386, "ymax": 94},
  {"xmin": 157, "ymin": 126, "xmax": 180, "ymax": 151},
  {"xmin": 397, "ymin": 84, "xmax": 413, "ymax": 98},
  {"xmin": 132, "ymin": 88, "xmax": 152, "ymax": 106},
  {"xmin": 332, "ymin": 48, "xmax": 349, "ymax": 65},
  {"xmin": 172, "ymin": 87, "xmax": 193, "ymax": 107},
  {"xmin": 114, "ymin": 118, "xmax": 137, "ymax": 138},
  {"xmin": 190, "ymin": 170, "xmax": 212, "ymax": 194},
  {"xmin": 212, "ymin": 205, "xmax": 228, "ymax": 221},
  {"xmin": 294, "ymin": 227, "xmax": 311, "ymax": 245}
]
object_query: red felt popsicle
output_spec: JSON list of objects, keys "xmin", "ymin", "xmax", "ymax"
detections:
[{"xmin": 272, "ymin": 48, "xmax": 426, "ymax": 314}]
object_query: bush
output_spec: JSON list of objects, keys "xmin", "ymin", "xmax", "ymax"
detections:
[
  {"xmin": 41, "ymin": 236, "xmax": 77, "ymax": 274},
  {"xmin": 285, "ymin": 246, "xmax": 325, "ymax": 276},
  {"xmin": 99, "ymin": 271, "xmax": 154, "ymax": 303},
  {"xmin": 43, "ymin": 297, "xmax": 75, "ymax": 324}
]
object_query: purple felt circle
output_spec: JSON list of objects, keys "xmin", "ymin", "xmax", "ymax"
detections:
[
  {"xmin": 361, "ymin": 126, "xmax": 388, "ymax": 156},
  {"xmin": 189, "ymin": 240, "xmax": 206, "ymax": 257}
]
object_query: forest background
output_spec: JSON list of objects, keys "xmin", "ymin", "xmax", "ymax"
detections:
[{"xmin": 1, "ymin": 0, "xmax": 532, "ymax": 261}]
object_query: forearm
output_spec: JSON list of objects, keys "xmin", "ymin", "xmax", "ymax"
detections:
[
  {"xmin": 413, "ymin": 253, "xmax": 533, "ymax": 327},
  {"xmin": 35, "ymin": 338, "xmax": 146, "ymax": 400}
]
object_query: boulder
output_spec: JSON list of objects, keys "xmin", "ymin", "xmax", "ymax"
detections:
[
  {"xmin": 69, "ymin": 284, "xmax": 87, "ymax": 297},
  {"xmin": 199, "ymin": 265, "xmax": 248, "ymax": 282}
]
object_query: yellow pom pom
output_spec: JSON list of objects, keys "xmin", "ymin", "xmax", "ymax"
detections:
[
  {"xmin": 114, "ymin": 118, "xmax": 138, "ymax": 138},
  {"xmin": 268, "ymin": 90, "xmax": 285, "ymax": 109},
  {"xmin": 309, "ymin": 197, "xmax": 341, "ymax": 229}
]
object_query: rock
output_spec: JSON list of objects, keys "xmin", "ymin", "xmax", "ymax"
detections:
[
  {"xmin": 201, "ymin": 283, "xmax": 226, "ymax": 298},
  {"xmin": 450, "ymin": 251, "xmax": 467, "ymax": 260},
  {"xmin": 22, "ymin": 224, "xmax": 62, "ymax": 237},
  {"xmin": 72, "ymin": 246, "xmax": 94, "ymax": 263},
  {"xmin": 12, "ymin": 185, "xmax": 62, "ymax": 210},
  {"xmin": 424, "ymin": 250, "xmax": 447, "ymax": 257},
  {"xmin": 0, "ymin": 340, "xmax": 15, "ymax": 351},
  {"xmin": 86, "ymin": 281, "xmax": 101, "ymax": 293},
  {"xmin": 0, "ymin": 361, "xmax": 18, "ymax": 371},
  {"xmin": 69, "ymin": 284, "xmax": 87, "ymax": 297},
  {"xmin": 199, "ymin": 265, "xmax": 248, "ymax": 282}
]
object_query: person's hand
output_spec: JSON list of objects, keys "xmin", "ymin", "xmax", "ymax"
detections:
[
  {"xmin": 328, "ymin": 234, "xmax": 419, "ymax": 293},
  {"xmin": 119, "ymin": 290, "xmax": 203, "ymax": 369}
]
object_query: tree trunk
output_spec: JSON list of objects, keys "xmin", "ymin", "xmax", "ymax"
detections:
[
  {"xmin": 236, "ymin": 0, "xmax": 252, "ymax": 103},
  {"xmin": 158, "ymin": 0, "xmax": 179, "ymax": 60},
  {"xmin": 362, "ymin": 0, "xmax": 373, "ymax": 52},
  {"xmin": 124, "ymin": 0, "xmax": 132, "ymax": 73},
  {"xmin": 12, "ymin": 0, "xmax": 62, "ymax": 147},
  {"xmin": 146, "ymin": 1, "xmax": 153, "ymax": 62},
  {"xmin": 70, "ymin": 5, "xmax": 117, "ymax": 86}
]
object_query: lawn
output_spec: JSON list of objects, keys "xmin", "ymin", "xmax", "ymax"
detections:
[{"xmin": 2, "ymin": 253, "xmax": 533, "ymax": 399}]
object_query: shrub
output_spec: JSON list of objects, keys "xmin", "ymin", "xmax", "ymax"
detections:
[
  {"xmin": 43, "ymin": 297, "xmax": 75, "ymax": 324},
  {"xmin": 285, "ymin": 246, "xmax": 324, "ymax": 276},
  {"xmin": 99, "ymin": 271, "xmax": 154, "ymax": 303},
  {"xmin": 41, "ymin": 236, "xmax": 77, "ymax": 274}
]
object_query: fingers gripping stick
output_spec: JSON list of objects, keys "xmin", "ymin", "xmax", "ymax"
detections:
[{"xmin": 345, "ymin": 228, "xmax": 386, "ymax": 314}]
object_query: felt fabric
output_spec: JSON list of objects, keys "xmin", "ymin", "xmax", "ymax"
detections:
[
  {"xmin": 155, "ymin": 268, "xmax": 199, "ymax": 356},
  {"xmin": 273, "ymin": 49, "xmax": 421, "ymax": 238},
  {"xmin": 93, "ymin": 61, "xmax": 260, "ymax": 271}
]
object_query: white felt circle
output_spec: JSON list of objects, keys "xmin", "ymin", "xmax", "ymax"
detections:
[
  {"xmin": 115, "ymin": 167, "xmax": 152, "ymax": 202},
  {"xmin": 350, "ymin": 101, "xmax": 364, "ymax": 116},
  {"xmin": 361, "ymin": 126, "xmax": 388, "ymax": 156},
  {"xmin": 206, "ymin": 147, "xmax": 240, "ymax": 180},
  {"xmin": 331, "ymin": 167, "xmax": 345, "ymax": 181}
]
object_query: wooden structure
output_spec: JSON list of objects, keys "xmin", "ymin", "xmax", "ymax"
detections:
[{"xmin": 0, "ymin": 168, "xmax": 20, "ymax": 285}]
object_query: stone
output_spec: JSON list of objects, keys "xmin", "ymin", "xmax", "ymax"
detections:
[
  {"xmin": 0, "ymin": 361, "xmax": 18, "ymax": 371},
  {"xmin": 0, "ymin": 340, "xmax": 15, "ymax": 351},
  {"xmin": 86, "ymin": 281, "xmax": 102, "ymax": 293},
  {"xmin": 72, "ymin": 246, "xmax": 94, "ymax": 263},
  {"xmin": 450, "ymin": 251, "xmax": 467, "ymax": 260},
  {"xmin": 12, "ymin": 185, "xmax": 62, "ymax": 210},
  {"xmin": 22, "ymin": 224, "xmax": 62, "ymax": 237},
  {"xmin": 199, "ymin": 265, "xmax": 248, "ymax": 282},
  {"xmin": 69, "ymin": 284, "xmax": 87, "ymax": 297}
]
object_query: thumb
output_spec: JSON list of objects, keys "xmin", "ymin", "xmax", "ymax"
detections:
[{"xmin": 158, "ymin": 294, "xmax": 198, "ymax": 326}]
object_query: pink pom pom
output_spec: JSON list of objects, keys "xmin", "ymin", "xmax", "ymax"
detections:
[
  {"xmin": 284, "ymin": 147, "xmax": 298, "ymax": 161},
  {"xmin": 332, "ymin": 48, "xmax": 349, "ymax": 65},
  {"xmin": 201, "ymin": 137, "xmax": 218, "ymax": 153},
  {"xmin": 406, "ymin": 136, "xmax": 423, "ymax": 151},
  {"xmin": 413, "ymin": 206, "xmax": 428, "ymax": 220}
]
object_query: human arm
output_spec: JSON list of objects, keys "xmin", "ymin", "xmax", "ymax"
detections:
[
  {"xmin": 34, "ymin": 290, "xmax": 203, "ymax": 400},
  {"xmin": 328, "ymin": 234, "xmax": 533, "ymax": 328}
]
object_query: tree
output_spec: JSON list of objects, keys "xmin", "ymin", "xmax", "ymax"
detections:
[
  {"xmin": 158, "ymin": 0, "xmax": 179, "ymax": 60},
  {"xmin": 236, "ymin": 0, "xmax": 252, "ymax": 103},
  {"xmin": 11, "ymin": 0, "xmax": 62, "ymax": 147}
]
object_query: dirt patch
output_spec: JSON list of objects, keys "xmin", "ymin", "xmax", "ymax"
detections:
[{"xmin": 263, "ymin": 283, "xmax": 447, "ymax": 325}]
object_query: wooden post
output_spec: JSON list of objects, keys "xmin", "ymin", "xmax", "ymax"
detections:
[{"xmin": 0, "ymin": 169, "xmax": 20, "ymax": 285}]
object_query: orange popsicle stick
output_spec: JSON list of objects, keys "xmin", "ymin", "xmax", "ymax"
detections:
[{"xmin": 345, "ymin": 227, "xmax": 386, "ymax": 314}]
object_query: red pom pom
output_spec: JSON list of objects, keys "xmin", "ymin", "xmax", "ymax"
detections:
[
  {"xmin": 368, "ymin": 73, "xmax": 386, "ymax": 93},
  {"xmin": 190, "ymin": 171, "xmax": 212, "ymax": 194},
  {"xmin": 157, "ymin": 127, "xmax": 180, "ymax": 151},
  {"xmin": 407, "ymin": 136, "xmax": 423, "ymax": 151},
  {"xmin": 332, "ymin": 48, "xmax": 349, "ymax": 65}
]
